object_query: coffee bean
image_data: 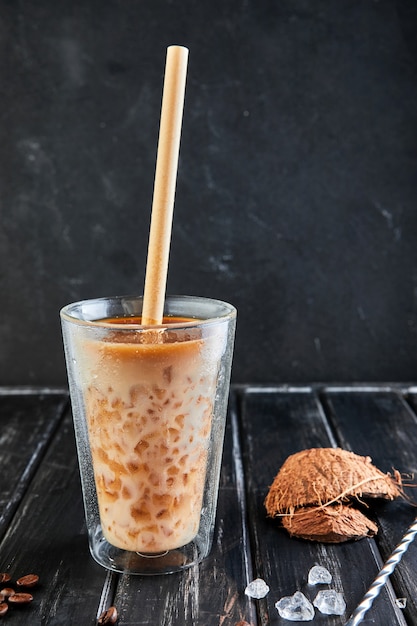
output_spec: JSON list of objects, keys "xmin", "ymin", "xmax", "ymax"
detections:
[
  {"xmin": 16, "ymin": 574, "xmax": 39, "ymax": 588},
  {"xmin": 0, "ymin": 588, "xmax": 15, "ymax": 599},
  {"xmin": 0, "ymin": 602, "xmax": 8, "ymax": 616},
  {"xmin": 8, "ymin": 592, "xmax": 33, "ymax": 605},
  {"xmin": 0, "ymin": 575, "xmax": 10, "ymax": 585},
  {"xmin": 97, "ymin": 605, "xmax": 118, "ymax": 624}
]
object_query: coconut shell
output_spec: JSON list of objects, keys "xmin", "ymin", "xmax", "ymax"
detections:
[
  {"xmin": 281, "ymin": 504, "xmax": 378, "ymax": 543},
  {"xmin": 265, "ymin": 447, "xmax": 402, "ymax": 517}
]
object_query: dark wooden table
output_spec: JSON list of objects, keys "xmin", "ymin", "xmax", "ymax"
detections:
[{"xmin": 1, "ymin": 384, "xmax": 417, "ymax": 625}]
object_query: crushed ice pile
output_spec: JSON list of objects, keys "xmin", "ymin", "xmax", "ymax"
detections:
[{"xmin": 244, "ymin": 565, "xmax": 347, "ymax": 622}]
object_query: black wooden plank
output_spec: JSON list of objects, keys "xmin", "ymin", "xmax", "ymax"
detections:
[
  {"xmin": 322, "ymin": 388, "xmax": 417, "ymax": 475},
  {"xmin": 0, "ymin": 391, "xmax": 68, "ymax": 538},
  {"xmin": 2, "ymin": 386, "xmax": 414, "ymax": 625},
  {"xmin": 0, "ymin": 401, "xmax": 109, "ymax": 625},
  {"xmin": 113, "ymin": 391, "xmax": 257, "ymax": 626},
  {"xmin": 323, "ymin": 388, "xmax": 417, "ymax": 625},
  {"xmin": 238, "ymin": 389, "xmax": 406, "ymax": 626}
]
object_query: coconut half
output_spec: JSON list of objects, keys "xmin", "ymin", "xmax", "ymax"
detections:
[
  {"xmin": 281, "ymin": 504, "xmax": 378, "ymax": 543},
  {"xmin": 265, "ymin": 447, "xmax": 403, "ymax": 542}
]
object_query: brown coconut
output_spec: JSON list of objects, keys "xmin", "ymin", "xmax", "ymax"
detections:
[
  {"xmin": 265, "ymin": 447, "xmax": 403, "ymax": 542},
  {"xmin": 281, "ymin": 504, "xmax": 378, "ymax": 543}
]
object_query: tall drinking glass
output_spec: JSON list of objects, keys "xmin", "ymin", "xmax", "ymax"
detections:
[{"xmin": 60, "ymin": 295, "xmax": 236, "ymax": 574}]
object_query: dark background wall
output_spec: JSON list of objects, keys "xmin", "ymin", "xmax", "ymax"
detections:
[{"xmin": 1, "ymin": 0, "xmax": 416, "ymax": 386}]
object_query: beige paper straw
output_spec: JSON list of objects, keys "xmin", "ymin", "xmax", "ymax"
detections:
[{"xmin": 142, "ymin": 45, "xmax": 189, "ymax": 325}]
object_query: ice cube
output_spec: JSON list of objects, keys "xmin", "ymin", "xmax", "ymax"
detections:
[
  {"xmin": 313, "ymin": 589, "xmax": 346, "ymax": 615},
  {"xmin": 308, "ymin": 565, "xmax": 332, "ymax": 585},
  {"xmin": 244, "ymin": 578, "xmax": 270, "ymax": 599},
  {"xmin": 275, "ymin": 591, "xmax": 315, "ymax": 621}
]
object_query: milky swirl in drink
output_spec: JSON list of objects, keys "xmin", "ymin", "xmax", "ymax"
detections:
[{"xmin": 78, "ymin": 320, "xmax": 224, "ymax": 553}]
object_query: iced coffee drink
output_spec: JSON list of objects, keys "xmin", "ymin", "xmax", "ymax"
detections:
[
  {"xmin": 78, "ymin": 318, "xmax": 224, "ymax": 553},
  {"xmin": 61, "ymin": 295, "xmax": 236, "ymax": 573}
]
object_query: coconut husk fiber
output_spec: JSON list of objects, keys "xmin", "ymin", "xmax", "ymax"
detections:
[
  {"xmin": 281, "ymin": 504, "xmax": 378, "ymax": 543},
  {"xmin": 265, "ymin": 447, "xmax": 403, "ymax": 543}
]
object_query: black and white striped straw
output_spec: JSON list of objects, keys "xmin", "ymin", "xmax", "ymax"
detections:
[{"xmin": 346, "ymin": 516, "xmax": 417, "ymax": 625}]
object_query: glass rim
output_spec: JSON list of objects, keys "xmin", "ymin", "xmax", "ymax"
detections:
[{"xmin": 60, "ymin": 294, "xmax": 237, "ymax": 330}]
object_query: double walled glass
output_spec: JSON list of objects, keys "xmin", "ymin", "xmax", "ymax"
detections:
[{"xmin": 60, "ymin": 295, "xmax": 236, "ymax": 575}]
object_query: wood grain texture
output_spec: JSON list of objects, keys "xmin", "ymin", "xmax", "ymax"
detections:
[
  {"xmin": 323, "ymin": 389, "xmax": 417, "ymax": 624},
  {"xmin": 0, "ymin": 392, "xmax": 68, "ymax": 538},
  {"xmin": 238, "ymin": 389, "xmax": 409, "ymax": 626},
  {"xmin": 1, "ymin": 387, "xmax": 417, "ymax": 625},
  {"xmin": 0, "ymin": 395, "xmax": 108, "ymax": 625}
]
